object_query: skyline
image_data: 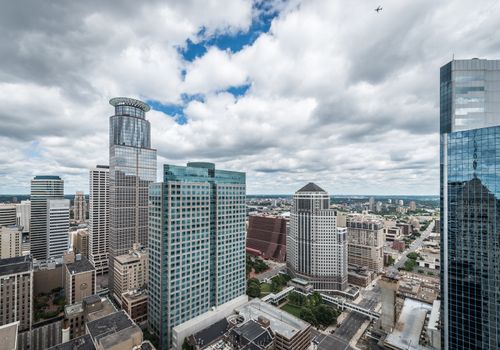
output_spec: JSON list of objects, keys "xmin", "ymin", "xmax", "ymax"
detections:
[{"xmin": 2, "ymin": 1, "xmax": 500, "ymax": 195}]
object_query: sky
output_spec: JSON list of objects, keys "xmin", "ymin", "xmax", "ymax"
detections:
[{"xmin": 1, "ymin": 0, "xmax": 500, "ymax": 195}]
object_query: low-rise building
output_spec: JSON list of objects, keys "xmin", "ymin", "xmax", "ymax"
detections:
[
  {"xmin": 384, "ymin": 226, "xmax": 402, "ymax": 242},
  {"xmin": 86, "ymin": 310, "xmax": 143, "ymax": 350},
  {"xmin": 122, "ymin": 290, "xmax": 148, "ymax": 326},
  {"xmin": 65, "ymin": 255, "xmax": 96, "ymax": 304}
]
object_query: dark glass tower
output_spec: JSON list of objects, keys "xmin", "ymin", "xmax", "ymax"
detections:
[
  {"xmin": 108, "ymin": 97, "xmax": 156, "ymax": 297},
  {"xmin": 440, "ymin": 59, "xmax": 500, "ymax": 350}
]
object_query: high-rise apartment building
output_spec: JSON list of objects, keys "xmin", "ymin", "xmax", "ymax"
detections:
[
  {"xmin": 73, "ymin": 191, "xmax": 86, "ymax": 223},
  {"xmin": 346, "ymin": 216, "xmax": 385, "ymax": 272},
  {"xmin": 440, "ymin": 59, "xmax": 500, "ymax": 350},
  {"xmin": 0, "ymin": 204, "xmax": 17, "ymax": 227},
  {"xmin": 47, "ymin": 199, "xmax": 70, "ymax": 258},
  {"xmin": 148, "ymin": 162, "xmax": 246, "ymax": 348},
  {"xmin": 0, "ymin": 226, "xmax": 22, "ymax": 259},
  {"xmin": 89, "ymin": 165, "xmax": 109, "ymax": 275},
  {"xmin": 108, "ymin": 98, "xmax": 156, "ymax": 293},
  {"xmin": 0, "ymin": 256, "xmax": 33, "ymax": 332},
  {"xmin": 16, "ymin": 200, "xmax": 30, "ymax": 233},
  {"xmin": 286, "ymin": 183, "xmax": 348, "ymax": 291},
  {"xmin": 30, "ymin": 176, "xmax": 64, "ymax": 260}
]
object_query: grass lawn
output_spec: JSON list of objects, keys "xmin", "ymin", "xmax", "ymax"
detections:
[
  {"xmin": 260, "ymin": 283, "xmax": 272, "ymax": 294},
  {"xmin": 280, "ymin": 303, "xmax": 302, "ymax": 318}
]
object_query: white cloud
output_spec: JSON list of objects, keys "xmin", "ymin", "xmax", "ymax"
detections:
[{"xmin": 1, "ymin": 0, "xmax": 500, "ymax": 194}]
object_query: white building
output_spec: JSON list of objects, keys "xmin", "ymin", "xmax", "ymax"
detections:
[
  {"xmin": 16, "ymin": 200, "xmax": 30, "ymax": 233},
  {"xmin": 287, "ymin": 183, "xmax": 348, "ymax": 291},
  {"xmin": 47, "ymin": 199, "xmax": 70, "ymax": 258},
  {"xmin": 0, "ymin": 226, "xmax": 22, "ymax": 259},
  {"xmin": 89, "ymin": 165, "xmax": 109, "ymax": 275}
]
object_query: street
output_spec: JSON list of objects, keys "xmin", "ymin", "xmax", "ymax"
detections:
[{"xmin": 393, "ymin": 220, "xmax": 435, "ymax": 269}]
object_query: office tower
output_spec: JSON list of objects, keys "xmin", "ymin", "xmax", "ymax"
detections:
[
  {"xmin": 0, "ymin": 226, "xmax": 22, "ymax": 259},
  {"xmin": 73, "ymin": 191, "xmax": 86, "ymax": 223},
  {"xmin": 440, "ymin": 59, "xmax": 500, "ymax": 350},
  {"xmin": 64, "ymin": 255, "xmax": 96, "ymax": 304},
  {"xmin": 0, "ymin": 204, "xmax": 17, "ymax": 226},
  {"xmin": 74, "ymin": 228, "xmax": 89, "ymax": 258},
  {"xmin": 16, "ymin": 200, "xmax": 30, "ymax": 233},
  {"xmin": 346, "ymin": 216, "xmax": 385, "ymax": 272},
  {"xmin": 397, "ymin": 199, "xmax": 404, "ymax": 206},
  {"xmin": 30, "ymin": 176, "xmax": 64, "ymax": 260},
  {"xmin": 246, "ymin": 215, "xmax": 287, "ymax": 262},
  {"xmin": 286, "ymin": 183, "xmax": 348, "ymax": 291},
  {"xmin": 148, "ymin": 162, "xmax": 246, "ymax": 348},
  {"xmin": 47, "ymin": 199, "xmax": 70, "ymax": 258},
  {"xmin": 0, "ymin": 256, "xmax": 33, "ymax": 331},
  {"xmin": 368, "ymin": 196, "xmax": 375, "ymax": 211},
  {"xmin": 108, "ymin": 98, "xmax": 156, "ymax": 293},
  {"xmin": 112, "ymin": 244, "xmax": 147, "ymax": 303},
  {"xmin": 89, "ymin": 165, "xmax": 109, "ymax": 275}
]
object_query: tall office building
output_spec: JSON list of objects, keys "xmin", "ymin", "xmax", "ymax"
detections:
[
  {"xmin": 108, "ymin": 98, "xmax": 156, "ymax": 293},
  {"xmin": 440, "ymin": 59, "xmax": 500, "ymax": 350},
  {"xmin": 47, "ymin": 199, "xmax": 70, "ymax": 258},
  {"xmin": 148, "ymin": 162, "xmax": 246, "ymax": 348},
  {"xmin": 30, "ymin": 176, "xmax": 64, "ymax": 260},
  {"xmin": 89, "ymin": 165, "xmax": 109, "ymax": 275},
  {"xmin": 287, "ymin": 183, "xmax": 348, "ymax": 291},
  {"xmin": 16, "ymin": 200, "xmax": 30, "ymax": 233},
  {"xmin": 73, "ymin": 191, "xmax": 86, "ymax": 223}
]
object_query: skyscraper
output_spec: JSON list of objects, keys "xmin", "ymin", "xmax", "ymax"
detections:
[
  {"xmin": 30, "ymin": 175, "xmax": 64, "ymax": 260},
  {"xmin": 73, "ymin": 191, "xmax": 86, "ymax": 223},
  {"xmin": 46, "ymin": 199, "xmax": 70, "ymax": 258},
  {"xmin": 89, "ymin": 165, "xmax": 109, "ymax": 275},
  {"xmin": 148, "ymin": 162, "xmax": 246, "ymax": 348},
  {"xmin": 286, "ymin": 183, "xmax": 348, "ymax": 291},
  {"xmin": 440, "ymin": 59, "xmax": 500, "ymax": 350},
  {"xmin": 16, "ymin": 200, "xmax": 30, "ymax": 233},
  {"xmin": 108, "ymin": 97, "xmax": 156, "ymax": 294}
]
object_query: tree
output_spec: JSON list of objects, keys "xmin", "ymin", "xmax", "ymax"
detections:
[
  {"xmin": 247, "ymin": 283, "xmax": 261, "ymax": 298},
  {"xmin": 288, "ymin": 292, "xmax": 305, "ymax": 306},
  {"xmin": 406, "ymin": 252, "xmax": 419, "ymax": 260},
  {"xmin": 314, "ymin": 304, "xmax": 337, "ymax": 327},
  {"xmin": 300, "ymin": 307, "xmax": 317, "ymax": 326}
]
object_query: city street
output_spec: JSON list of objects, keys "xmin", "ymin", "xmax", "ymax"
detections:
[
  {"xmin": 316, "ymin": 285, "xmax": 381, "ymax": 350},
  {"xmin": 256, "ymin": 261, "xmax": 286, "ymax": 282},
  {"xmin": 393, "ymin": 220, "xmax": 436, "ymax": 269}
]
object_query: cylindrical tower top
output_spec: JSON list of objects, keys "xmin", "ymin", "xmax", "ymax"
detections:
[{"xmin": 109, "ymin": 97, "xmax": 150, "ymax": 112}]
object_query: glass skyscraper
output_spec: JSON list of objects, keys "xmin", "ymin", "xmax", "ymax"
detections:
[
  {"xmin": 440, "ymin": 59, "xmax": 500, "ymax": 350},
  {"xmin": 30, "ymin": 175, "xmax": 64, "ymax": 260},
  {"xmin": 148, "ymin": 162, "xmax": 246, "ymax": 349},
  {"xmin": 108, "ymin": 97, "xmax": 156, "ymax": 295}
]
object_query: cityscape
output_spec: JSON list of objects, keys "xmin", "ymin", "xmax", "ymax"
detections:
[{"xmin": 0, "ymin": 2, "xmax": 498, "ymax": 350}]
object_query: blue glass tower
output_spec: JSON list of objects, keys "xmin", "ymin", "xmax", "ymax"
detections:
[
  {"xmin": 148, "ymin": 162, "xmax": 246, "ymax": 349},
  {"xmin": 440, "ymin": 59, "xmax": 500, "ymax": 350},
  {"xmin": 108, "ymin": 97, "xmax": 157, "ymax": 297}
]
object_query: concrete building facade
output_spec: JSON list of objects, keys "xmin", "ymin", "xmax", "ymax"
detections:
[
  {"xmin": 0, "ymin": 226, "xmax": 22, "ymax": 259},
  {"xmin": 65, "ymin": 255, "xmax": 96, "ymax": 305},
  {"xmin": 16, "ymin": 200, "xmax": 30, "ymax": 233},
  {"xmin": 73, "ymin": 191, "xmax": 87, "ymax": 223},
  {"xmin": 47, "ymin": 199, "xmax": 70, "ymax": 258},
  {"xmin": 0, "ymin": 204, "xmax": 17, "ymax": 227},
  {"xmin": 89, "ymin": 165, "xmax": 110, "ymax": 275},
  {"xmin": 112, "ymin": 244, "xmax": 147, "ymax": 303},
  {"xmin": 346, "ymin": 216, "xmax": 385, "ymax": 272},
  {"xmin": 287, "ymin": 183, "xmax": 348, "ymax": 291}
]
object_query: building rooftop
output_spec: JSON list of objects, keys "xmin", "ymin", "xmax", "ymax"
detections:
[
  {"xmin": 0, "ymin": 255, "xmax": 32, "ymax": 276},
  {"xmin": 109, "ymin": 97, "xmax": 150, "ymax": 112},
  {"xmin": 115, "ymin": 251, "xmax": 145, "ymax": 265},
  {"xmin": 48, "ymin": 334, "xmax": 96, "ymax": 350},
  {"xmin": 33, "ymin": 175, "xmax": 61, "ymax": 180},
  {"xmin": 385, "ymin": 298, "xmax": 433, "ymax": 350},
  {"xmin": 122, "ymin": 290, "xmax": 148, "ymax": 303},
  {"xmin": 86, "ymin": 310, "xmax": 136, "ymax": 343},
  {"xmin": 0, "ymin": 321, "xmax": 18, "ymax": 350},
  {"xmin": 235, "ymin": 299, "xmax": 309, "ymax": 340},
  {"xmin": 191, "ymin": 318, "xmax": 230, "ymax": 347},
  {"xmin": 296, "ymin": 182, "xmax": 326, "ymax": 193},
  {"xmin": 66, "ymin": 256, "xmax": 94, "ymax": 275},
  {"xmin": 229, "ymin": 320, "xmax": 273, "ymax": 350}
]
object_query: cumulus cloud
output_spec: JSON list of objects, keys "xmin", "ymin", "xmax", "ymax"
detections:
[{"xmin": 1, "ymin": 0, "xmax": 499, "ymax": 194}]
